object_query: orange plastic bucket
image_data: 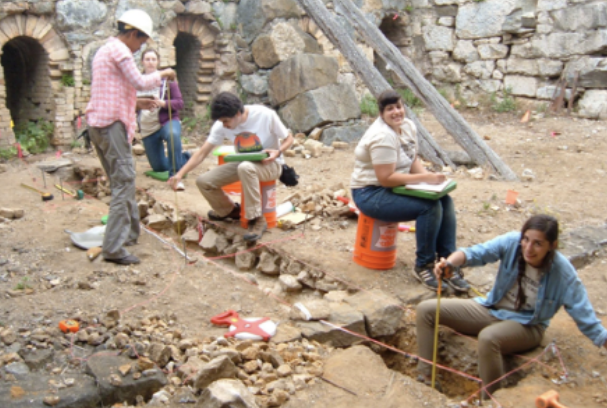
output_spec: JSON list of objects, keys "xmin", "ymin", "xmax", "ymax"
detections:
[
  {"xmin": 353, "ymin": 213, "xmax": 397, "ymax": 270},
  {"xmin": 240, "ymin": 180, "xmax": 277, "ymax": 229},
  {"xmin": 217, "ymin": 155, "xmax": 242, "ymax": 195}
]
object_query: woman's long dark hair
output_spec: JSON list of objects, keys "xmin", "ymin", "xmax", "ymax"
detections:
[{"xmin": 514, "ymin": 214, "xmax": 559, "ymax": 310}]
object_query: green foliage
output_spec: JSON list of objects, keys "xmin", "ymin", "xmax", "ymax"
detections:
[
  {"xmin": 82, "ymin": 78, "xmax": 91, "ymax": 86},
  {"xmin": 70, "ymin": 140, "xmax": 82, "ymax": 149},
  {"xmin": 472, "ymin": 0, "xmax": 486, "ymax": 2},
  {"xmin": 359, "ymin": 94, "xmax": 379, "ymax": 117},
  {"xmin": 182, "ymin": 105, "xmax": 212, "ymax": 135},
  {"xmin": 404, "ymin": 5, "xmax": 413, "ymax": 12},
  {"xmin": 0, "ymin": 147, "xmax": 17, "ymax": 160},
  {"xmin": 14, "ymin": 120, "xmax": 53, "ymax": 154},
  {"xmin": 397, "ymin": 88, "xmax": 423, "ymax": 109},
  {"xmin": 491, "ymin": 87, "xmax": 517, "ymax": 113},
  {"xmin": 14, "ymin": 277, "xmax": 31, "ymax": 291},
  {"xmin": 437, "ymin": 88, "xmax": 448, "ymax": 99},
  {"xmin": 61, "ymin": 74, "xmax": 75, "ymax": 87},
  {"xmin": 230, "ymin": 23, "xmax": 237, "ymax": 31}
]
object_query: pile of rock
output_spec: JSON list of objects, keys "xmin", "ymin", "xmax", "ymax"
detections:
[
  {"xmin": 0, "ymin": 310, "xmax": 329, "ymax": 408},
  {"xmin": 198, "ymin": 226, "xmax": 348, "ymax": 295},
  {"xmin": 72, "ymin": 159, "xmax": 110, "ymax": 199},
  {"xmin": 284, "ymin": 134, "xmax": 349, "ymax": 159},
  {"xmin": 281, "ymin": 182, "xmax": 353, "ymax": 220}
]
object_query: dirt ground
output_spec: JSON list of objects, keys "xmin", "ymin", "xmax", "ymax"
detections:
[{"xmin": 1, "ymin": 108, "xmax": 606, "ymax": 407}]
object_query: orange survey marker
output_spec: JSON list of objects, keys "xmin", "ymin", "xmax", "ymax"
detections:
[
  {"xmin": 536, "ymin": 390, "xmax": 568, "ymax": 408},
  {"xmin": 211, "ymin": 310, "xmax": 277, "ymax": 341},
  {"xmin": 58, "ymin": 320, "xmax": 80, "ymax": 333},
  {"xmin": 505, "ymin": 189, "xmax": 519, "ymax": 205}
]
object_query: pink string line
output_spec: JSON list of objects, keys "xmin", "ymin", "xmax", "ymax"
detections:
[{"xmin": 16, "ymin": 157, "xmax": 570, "ymax": 403}]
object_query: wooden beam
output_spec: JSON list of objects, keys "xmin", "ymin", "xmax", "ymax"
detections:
[
  {"xmin": 295, "ymin": 0, "xmax": 454, "ymax": 168},
  {"xmin": 334, "ymin": 0, "xmax": 517, "ymax": 181}
]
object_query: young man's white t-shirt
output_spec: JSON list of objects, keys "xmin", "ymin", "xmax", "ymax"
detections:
[{"xmin": 206, "ymin": 105, "xmax": 289, "ymax": 165}]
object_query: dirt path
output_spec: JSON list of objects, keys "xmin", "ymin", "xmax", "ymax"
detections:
[{"xmin": 1, "ymin": 110, "xmax": 606, "ymax": 406}]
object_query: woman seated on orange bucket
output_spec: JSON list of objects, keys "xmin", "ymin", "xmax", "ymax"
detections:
[
  {"xmin": 416, "ymin": 214, "xmax": 607, "ymax": 397},
  {"xmin": 350, "ymin": 89, "xmax": 469, "ymax": 293}
]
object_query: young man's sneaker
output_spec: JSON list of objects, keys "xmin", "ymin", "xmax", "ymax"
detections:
[
  {"xmin": 175, "ymin": 181, "xmax": 185, "ymax": 191},
  {"xmin": 208, "ymin": 202, "xmax": 241, "ymax": 221},
  {"xmin": 412, "ymin": 264, "xmax": 445, "ymax": 292},
  {"xmin": 243, "ymin": 216, "xmax": 267, "ymax": 242},
  {"xmin": 445, "ymin": 266, "xmax": 470, "ymax": 292}
]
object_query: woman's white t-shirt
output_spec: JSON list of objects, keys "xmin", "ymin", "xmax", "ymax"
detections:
[
  {"xmin": 496, "ymin": 264, "xmax": 542, "ymax": 312},
  {"xmin": 350, "ymin": 117, "xmax": 418, "ymax": 189},
  {"xmin": 206, "ymin": 105, "xmax": 289, "ymax": 165}
]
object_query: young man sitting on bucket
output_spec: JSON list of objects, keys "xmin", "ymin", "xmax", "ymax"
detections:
[{"xmin": 168, "ymin": 92, "xmax": 294, "ymax": 242}]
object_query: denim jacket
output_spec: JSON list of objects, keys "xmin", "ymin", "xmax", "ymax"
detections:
[{"xmin": 462, "ymin": 231, "xmax": 607, "ymax": 347}]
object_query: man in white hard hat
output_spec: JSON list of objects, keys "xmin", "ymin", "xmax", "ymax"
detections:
[{"xmin": 86, "ymin": 9, "xmax": 176, "ymax": 265}]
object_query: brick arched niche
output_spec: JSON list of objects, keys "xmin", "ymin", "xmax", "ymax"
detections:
[
  {"xmin": 158, "ymin": 16, "xmax": 217, "ymax": 118},
  {"xmin": 0, "ymin": 15, "xmax": 72, "ymax": 147}
]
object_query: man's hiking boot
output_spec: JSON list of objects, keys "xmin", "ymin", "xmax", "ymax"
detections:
[
  {"xmin": 208, "ymin": 203, "xmax": 241, "ymax": 221},
  {"xmin": 243, "ymin": 216, "xmax": 267, "ymax": 242}
]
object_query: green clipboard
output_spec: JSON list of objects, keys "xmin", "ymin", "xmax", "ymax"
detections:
[
  {"xmin": 223, "ymin": 152, "xmax": 269, "ymax": 162},
  {"xmin": 392, "ymin": 180, "xmax": 457, "ymax": 200}
]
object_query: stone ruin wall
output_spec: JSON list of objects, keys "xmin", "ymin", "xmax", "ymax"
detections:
[{"xmin": 0, "ymin": 0, "xmax": 605, "ymax": 149}]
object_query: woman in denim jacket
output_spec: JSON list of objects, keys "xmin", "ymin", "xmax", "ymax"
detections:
[{"xmin": 416, "ymin": 214, "xmax": 607, "ymax": 397}]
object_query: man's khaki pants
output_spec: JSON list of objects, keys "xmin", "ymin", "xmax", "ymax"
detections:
[
  {"xmin": 196, "ymin": 161, "xmax": 281, "ymax": 220},
  {"xmin": 416, "ymin": 299, "xmax": 544, "ymax": 396},
  {"xmin": 89, "ymin": 122, "xmax": 139, "ymax": 260}
]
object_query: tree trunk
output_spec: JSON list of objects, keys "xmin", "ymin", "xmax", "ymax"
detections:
[
  {"xmin": 334, "ymin": 0, "xmax": 518, "ymax": 181},
  {"xmin": 296, "ymin": 0, "xmax": 454, "ymax": 168}
]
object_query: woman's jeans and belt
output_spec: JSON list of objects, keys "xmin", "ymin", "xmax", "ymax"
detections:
[{"xmin": 352, "ymin": 185, "xmax": 456, "ymax": 268}]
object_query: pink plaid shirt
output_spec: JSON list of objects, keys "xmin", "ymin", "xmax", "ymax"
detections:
[{"xmin": 86, "ymin": 37, "xmax": 161, "ymax": 142}]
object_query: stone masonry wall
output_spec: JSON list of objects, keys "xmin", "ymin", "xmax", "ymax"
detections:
[
  {"xmin": 0, "ymin": 0, "xmax": 605, "ymax": 149},
  {"xmin": 0, "ymin": 0, "xmax": 227, "ymax": 148},
  {"xmin": 359, "ymin": 0, "xmax": 607, "ymax": 118}
]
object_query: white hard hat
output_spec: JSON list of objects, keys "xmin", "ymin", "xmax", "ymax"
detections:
[{"xmin": 118, "ymin": 9, "xmax": 154, "ymax": 38}]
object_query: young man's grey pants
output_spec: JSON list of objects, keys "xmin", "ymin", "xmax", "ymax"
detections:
[
  {"xmin": 89, "ymin": 121, "xmax": 140, "ymax": 260},
  {"xmin": 416, "ymin": 299, "xmax": 544, "ymax": 396},
  {"xmin": 196, "ymin": 160, "xmax": 281, "ymax": 220}
]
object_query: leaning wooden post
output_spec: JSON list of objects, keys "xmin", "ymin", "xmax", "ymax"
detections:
[
  {"xmin": 334, "ymin": 0, "xmax": 518, "ymax": 181},
  {"xmin": 296, "ymin": 0, "xmax": 455, "ymax": 168}
]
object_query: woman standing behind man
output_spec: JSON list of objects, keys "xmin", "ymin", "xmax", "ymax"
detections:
[
  {"xmin": 350, "ymin": 89, "xmax": 469, "ymax": 292},
  {"xmin": 138, "ymin": 49, "xmax": 190, "ymax": 190}
]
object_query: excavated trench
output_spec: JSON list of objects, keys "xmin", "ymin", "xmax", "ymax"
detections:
[
  {"xmin": 379, "ymin": 322, "xmax": 558, "ymax": 400},
  {"xmin": 63, "ymin": 168, "xmax": 569, "ymax": 404}
]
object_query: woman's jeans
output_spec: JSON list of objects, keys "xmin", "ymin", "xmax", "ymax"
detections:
[
  {"xmin": 142, "ymin": 120, "xmax": 189, "ymax": 176},
  {"xmin": 352, "ymin": 186, "xmax": 456, "ymax": 268}
]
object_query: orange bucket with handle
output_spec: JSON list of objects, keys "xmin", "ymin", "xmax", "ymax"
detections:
[
  {"xmin": 241, "ymin": 180, "xmax": 277, "ymax": 229},
  {"xmin": 353, "ymin": 213, "xmax": 398, "ymax": 270}
]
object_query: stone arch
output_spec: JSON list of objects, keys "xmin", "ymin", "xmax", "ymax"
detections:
[
  {"xmin": 376, "ymin": 15, "xmax": 411, "ymax": 86},
  {"xmin": 158, "ymin": 16, "xmax": 218, "ymax": 117},
  {"xmin": 0, "ymin": 14, "xmax": 72, "ymax": 147}
]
